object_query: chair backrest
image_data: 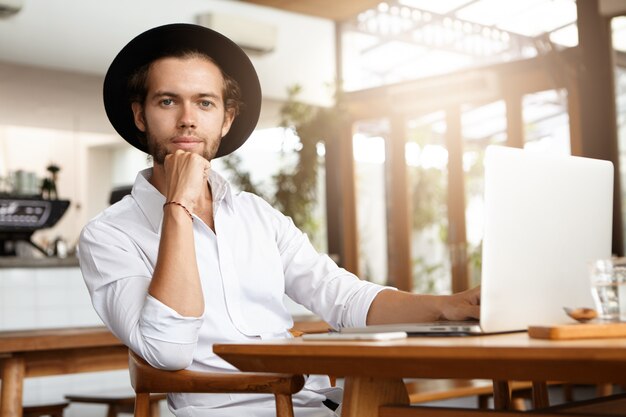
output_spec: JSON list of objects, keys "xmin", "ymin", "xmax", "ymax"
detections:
[
  {"xmin": 128, "ymin": 350, "xmax": 304, "ymax": 394},
  {"xmin": 128, "ymin": 350, "xmax": 304, "ymax": 417}
]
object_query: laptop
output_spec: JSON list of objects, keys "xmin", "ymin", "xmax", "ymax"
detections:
[{"xmin": 342, "ymin": 145, "xmax": 614, "ymax": 335}]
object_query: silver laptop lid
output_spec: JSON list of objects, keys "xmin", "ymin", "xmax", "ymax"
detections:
[{"xmin": 480, "ymin": 146, "xmax": 613, "ymax": 333}]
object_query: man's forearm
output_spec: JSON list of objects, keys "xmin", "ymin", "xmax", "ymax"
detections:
[
  {"xmin": 148, "ymin": 204, "xmax": 204, "ymax": 317},
  {"xmin": 366, "ymin": 290, "xmax": 442, "ymax": 324},
  {"xmin": 366, "ymin": 287, "xmax": 481, "ymax": 325}
]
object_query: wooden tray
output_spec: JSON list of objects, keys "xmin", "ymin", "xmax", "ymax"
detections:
[{"xmin": 528, "ymin": 322, "xmax": 626, "ymax": 340}]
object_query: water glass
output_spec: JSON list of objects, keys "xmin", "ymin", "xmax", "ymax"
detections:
[{"xmin": 589, "ymin": 258, "xmax": 626, "ymax": 321}]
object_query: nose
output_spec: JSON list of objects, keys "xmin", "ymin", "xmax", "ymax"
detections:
[{"xmin": 178, "ymin": 102, "xmax": 196, "ymax": 129}]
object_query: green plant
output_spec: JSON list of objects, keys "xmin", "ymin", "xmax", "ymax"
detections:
[
  {"xmin": 221, "ymin": 85, "xmax": 337, "ymax": 241},
  {"xmin": 412, "ymin": 256, "xmax": 445, "ymax": 293},
  {"xmin": 406, "ymin": 126, "xmax": 450, "ymax": 292},
  {"xmin": 220, "ymin": 153, "xmax": 259, "ymax": 194},
  {"xmin": 409, "ymin": 166, "xmax": 447, "ymax": 231},
  {"xmin": 274, "ymin": 85, "xmax": 321, "ymax": 237}
]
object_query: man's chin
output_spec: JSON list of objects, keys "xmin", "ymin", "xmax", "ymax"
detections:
[
  {"xmin": 160, "ymin": 148, "xmax": 217, "ymax": 162},
  {"xmin": 147, "ymin": 140, "xmax": 218, "ymax": 163},
  {"xmin": 171, "ymin": 142, "xmax": 204, "ymax": 153}
]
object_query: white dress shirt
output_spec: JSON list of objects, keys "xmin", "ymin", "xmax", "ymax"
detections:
[{"xmin": 78, "ymin": 168, "xmax": 391, "ymax": 417}]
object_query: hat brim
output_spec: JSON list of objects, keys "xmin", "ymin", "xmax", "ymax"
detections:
[{"xmin": 103, "ymin": 23, "xmax": 262, "ymax": 158}]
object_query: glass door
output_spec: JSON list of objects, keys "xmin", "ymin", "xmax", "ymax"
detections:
[
  {"xmin": 353, "ymin": 119, "xmax": 389, "ymax": 285},
  {"xmin": 405, "ymin": 111, "xmax": 451, "ymax": 293},
  {"xmin": 461, "ymin": 100, "xmax": 507, "ymax": 287}
]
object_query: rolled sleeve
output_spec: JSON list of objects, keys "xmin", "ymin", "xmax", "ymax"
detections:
[
  {"xmin": 79, "ymin": 220, "xmax": 203, "ymax": 370},
  {"xmin": 138, "ymin": 295, "xmax": 203, "ymax": 370},
  {"xmin": 342, "ymin": 284, "xmax": 396, "ymax": 328},
  {"xmin": 141, "ymin": 295, "xmax": 203, "ymax": 344}
]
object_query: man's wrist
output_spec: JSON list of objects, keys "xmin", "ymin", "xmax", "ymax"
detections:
[{"xmin": 163, "ymin": 201, "xmax": 194, "ymax": 221}]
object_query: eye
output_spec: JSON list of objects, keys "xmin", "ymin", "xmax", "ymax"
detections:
[
  {"xmin": 160, "ymin": 98, "xmax": 174, "ymax": 106},
  {"xmin": 200, "ymin": 100, "xmax": 214, "ymax": 108}
]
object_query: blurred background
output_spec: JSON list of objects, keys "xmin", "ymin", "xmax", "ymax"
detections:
[
  {"xmin": 4, "ymin": 0, "xmax": 625, "ymax": 294},
  {"xmin": 0, "ymin": 0, "xmax": 625, "ymax": 413}
]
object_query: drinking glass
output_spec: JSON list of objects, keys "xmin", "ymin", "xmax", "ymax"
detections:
[{"xmin": 589, "ymin": 258, "xmax": 626, "ymax": 321}]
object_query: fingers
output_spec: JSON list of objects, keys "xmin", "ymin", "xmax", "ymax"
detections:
[
  {"xmin": 469, "ymin": 286, "xmax": 481, "ymax": 304},
  {"xmin": 446, "ymin": 302, "xmax": 480, "ymax": 321},
  {"xmin": 458, "ymin": 285, "xmax": 481, "ymax": 305},
  {"xmin": 164, "ymin": 150, "xmax": 209, "ymax": 179},
  {"xmin": 462, "ymin": 287, "xmax": 481, "ymax": 319},
  {"xmin": 163, "ymin": 150, "xmax": 210, "ymax": 208},
  {"xmin": 463, "ymin": 304, "xmax": 481, "ymax": 320},
  {"xmin": 440, "ymin": 287, "xmax": 482, "ymax": 321}
]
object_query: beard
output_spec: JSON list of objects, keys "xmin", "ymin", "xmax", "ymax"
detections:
[{"xmin": 145, "ymin": 125, "xmax": 221, "ymax": 165}]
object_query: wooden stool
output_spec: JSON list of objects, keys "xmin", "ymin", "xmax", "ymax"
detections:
[
  {"xmin": 23, "ymin": 401, "xmax": 69, "ymax": 417},
  {"xmin": 65, "ymin": 392, "xmax": 166, "ymax": 417}
]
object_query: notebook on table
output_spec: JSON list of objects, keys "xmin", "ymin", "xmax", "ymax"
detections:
[{"xmin": 342, "ymin": 145, "xmax": 614, "ymax": 336}]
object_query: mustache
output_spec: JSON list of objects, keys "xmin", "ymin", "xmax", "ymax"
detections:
[{"xmin": 169, "ymin": 133, "xmax": 206, "ymax": 142}]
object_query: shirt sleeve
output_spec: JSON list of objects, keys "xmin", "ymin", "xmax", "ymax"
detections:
[
  {"xmin": 78, "ymin": 220, "xmax": 203, "ymax": 370},
  {"xmin": 258, "ymin": 198, "xmax": 396, "ymax": 329}
]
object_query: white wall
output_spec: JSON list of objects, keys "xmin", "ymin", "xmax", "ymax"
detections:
[
  {"xmin": 0, "ymin": 0, "xmax": 336, "ymax": 249},
  {"xmin": 0, "ymin": 0, "xmax": 336, "ymax": 106}
]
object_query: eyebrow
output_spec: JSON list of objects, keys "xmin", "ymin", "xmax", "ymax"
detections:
[{"xmin": 152, "ymin": 91, "xmax": 222, "ymax": 100}]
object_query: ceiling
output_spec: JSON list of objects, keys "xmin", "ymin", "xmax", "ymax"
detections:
[
  {"xmin": 239, "ymin": 0, "xmax": 381, "ymax": 21},
  {"xmin": 0, "ymin": 0, "xmax": 340, "ymax": 134},
  {"xmin": 2, "ymin": 0, "xmax": 625, "ymax": 79},
  {"xmin": 0, "ymin": 0, "xmax": 384, "ymax": 79},
  {"xmin": 0, "ymin": 0, "xmax": 347, "ymax": 77}
]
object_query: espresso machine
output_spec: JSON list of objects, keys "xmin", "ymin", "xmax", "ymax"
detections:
[{"xmin": 0, "ymin": 196, "xmax": 70, "ymax": 256}]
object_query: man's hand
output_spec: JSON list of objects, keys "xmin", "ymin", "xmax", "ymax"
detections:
[
  {"xmin": 162, "ymin": 149, "xmax": 210, "ymax": 212},
  {"xmin": 438, "ymin": 286, "xmax": 480, "ymax": 321}
]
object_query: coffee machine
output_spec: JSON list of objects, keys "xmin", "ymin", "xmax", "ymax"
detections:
[{"xmin": 0, "ymin": 197, "xmax": 70, "ymax": 256}]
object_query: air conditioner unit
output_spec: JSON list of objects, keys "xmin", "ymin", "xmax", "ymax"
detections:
[
  {"xmin": 0, "ymin": 0, "xmax": 23, "ymax": 17},
  {"xmin": 196, "ymin": 13, "xmax": 277, "ymax": 54}
]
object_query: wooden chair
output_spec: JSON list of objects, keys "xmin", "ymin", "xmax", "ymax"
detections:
[
  {"xmin": 22, "ymin": 402, "xmax": 68, "ymax": 417},
  {"xmin": 65, "ymin": 391, "xmax": 166, "ymax": 417},
  {"xmin": 128, "ymin": 350, "xmax": 305, "ymax": 417}
]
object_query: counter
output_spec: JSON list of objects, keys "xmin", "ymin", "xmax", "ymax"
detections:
[
  {"xmin": 0, "ymin": 256, "xmax": 79, "ymax": 268},
  {"xmin": 0, "ymin": 261, "xmax": 101, "ymax": 331}
]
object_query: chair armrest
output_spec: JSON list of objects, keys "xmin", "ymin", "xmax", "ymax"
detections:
[{"xmin": 129, "ymin": 350, "xmax": 304, "ymax": 395}]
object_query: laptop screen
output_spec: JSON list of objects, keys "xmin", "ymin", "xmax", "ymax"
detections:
[{"xmin": 480, "ymin": 146, "xmax": 613, "ymax": 333}]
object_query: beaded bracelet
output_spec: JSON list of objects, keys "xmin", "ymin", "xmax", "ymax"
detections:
[{"xmin": 163, "ymin": 201, "xmax": 193, "ymax": 221}]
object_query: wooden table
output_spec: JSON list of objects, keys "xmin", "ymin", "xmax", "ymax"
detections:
[
  {"xmin": 0, "ymin": 326, "xmax": 127, "ymax": 417},
  {"xmin": 214, "ymin": 332, "xmax": 626, "ymax": 417}
]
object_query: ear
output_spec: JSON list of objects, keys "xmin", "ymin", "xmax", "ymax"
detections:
[
  {"xmin": 131, "ymin": 102, "xmax": 146, "ymax": 132},
  {"xmin": 221, "ymin": 110, "xmax": 235, "ymax": 138}
]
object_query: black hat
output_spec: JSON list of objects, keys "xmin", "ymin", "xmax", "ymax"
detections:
[{"xmin": 103, "ymin": 23, "xmax": 262, "ymax": 158}]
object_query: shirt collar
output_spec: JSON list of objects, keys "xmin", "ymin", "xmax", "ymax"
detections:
[
  {"xmin": 208, "ymin": 169, "xmax": 234, "ymax": 210},
  {"xmin": 131, "ymin": 167, "xmax": 234, "ymax": 233}
]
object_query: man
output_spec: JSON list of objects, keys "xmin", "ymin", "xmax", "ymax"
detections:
[{"xmin": 79, "ymin": 24, "xmax": 479, "ymax": 416}]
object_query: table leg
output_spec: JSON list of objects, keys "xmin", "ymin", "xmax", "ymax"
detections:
[
  {"xmin": 1, "ymin": 356, "xmax": 25, "ymax": 417},
  {"xmin": 532, "ymin": 381, "xmax": 549, "ymax": 409},
  {"xmin": 341, "ymin": 376, "xmax": 409, "ymax": 417},
  {"xmin": 492, "ymin": 380, "xmax": 511, "ymax": 410}
]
